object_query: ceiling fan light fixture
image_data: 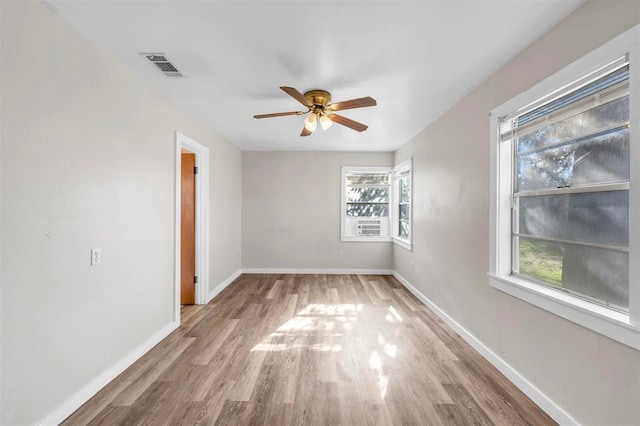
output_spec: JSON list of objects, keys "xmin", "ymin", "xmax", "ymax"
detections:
[
  {"xmin": 253, "ymin": 86, "xmax": 376, "ymax": 136},
  {"xmin": 319, "ymin": 114, "xmax": 333, "ymax": 130},
  {"xmin": 304, "ymin": 112, "xmax": 317, "ymax": 132}
]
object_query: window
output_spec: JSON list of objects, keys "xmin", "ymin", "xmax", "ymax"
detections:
[
  {"xmin": 489, "ymin": 24, "xmax": 640, "ymax": 351},
  {"xmin": 392, "ymin": 159, "xmax": 412, "ymax": 250},
  {"xmin": 510, "ymin": 62, "xmax": 630, "ymax": 309},
  {"xmin": 340, "ymin": 161, "xmax": 412, "ymax": 245},
  {"xmin": 345, "ymin": 170, "xmax": 390, "ymax": 218},
  {"xmin": 341, "ymin": 167, "xmax": 391, "ymax": 242}
]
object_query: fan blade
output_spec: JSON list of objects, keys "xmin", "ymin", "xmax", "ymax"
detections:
[
  {"xmin": 327, "ymin": 114, "xmax": 368, "ymax": 132},
  {"xmin": 328, "ymin": 96, "xmax": 376, "ymax": 111},
  {"xmin": 300, "ymin": 126, "xmax": 313, "ymax": 137},
  {"xmin": 253, "ymin": 111, "xmax": 305, "ymax": 119},
  {"xmin": 280, "ymin": 86, "xmax": 313, "ymax": 108}
]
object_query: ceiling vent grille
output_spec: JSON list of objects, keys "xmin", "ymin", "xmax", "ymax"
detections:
[{"xmin": 141, "ymin": 53, "xmax": 183, "ymax": 78}]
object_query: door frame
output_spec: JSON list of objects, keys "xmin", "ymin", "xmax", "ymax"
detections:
[{"xmin": 174, "ymin": 131, "xmax": 210, "ymax": 320}]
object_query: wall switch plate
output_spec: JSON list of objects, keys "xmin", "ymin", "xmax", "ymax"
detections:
[
  {"xmin": 338, "ymin": 250, "xmax": 344, "ymax": 257},
  {"xmin": 91, "ymin": 248, "xmax": 101, "ymax": 266}
]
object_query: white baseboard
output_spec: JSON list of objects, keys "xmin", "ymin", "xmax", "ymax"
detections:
[
  {"xmin": 39, "ymin": 320, "xmax": 179, "ymax": 426},
  {"xmin": 241, "ymin": 268, "xmax": 394, "ymax": 275},
  {"xmin": 207, "ymin": 269, "xmax": 243, "ymax": 303},
  {"xmin": 392, "ymin": 271, "xmax": 577, "ymax": 426}
]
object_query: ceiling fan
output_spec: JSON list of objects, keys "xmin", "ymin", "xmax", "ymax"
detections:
[{"xmin": 253, "ymin": 86, "xmax": 377, "ymax": 137}]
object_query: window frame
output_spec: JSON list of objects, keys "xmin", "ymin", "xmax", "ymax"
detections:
[
  {"xmin": 392, "ymin": 159, "xmax": 413, "ymax": 250},
  {"xmin": 489, "ymin": 23, "xmax": 640, "ymax": 351},
  {"xmin": 511, "ymin": 60, "xmax": 630, "ymax": 310},
  {"xmin": 340, "ymin": 161, "xmax": 413, "ymax": 245}
]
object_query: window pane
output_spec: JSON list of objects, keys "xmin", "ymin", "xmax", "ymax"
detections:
[
  {"xmin": 517, "ymin": 239, "xmax": 563, "ymax": 285},
  {"xmin": 399, "ymin": 221, "xmax": 409, "ymax": 238},
  {"xmin": 399, "ymin": 204, "xmax": 409, "ymax": 221},
  {"xmin": 517, "ymin": 96, "xmax": 629, "ymax": 154},
  {"xmin": 347, "ymin": 203, "xmax": 389, "ymax": 217},
  {"xmin": 517, "ymin": 128, "xmax": 629, "ymax": 191},
  {"xmin": 346, "ymin": 173, "xmax": 389, "ymax": 185},
  {"xmin": 399, "ymin": 177, "xmax": 410, "ymax": 202},
  {"xmin": 518, "ymin": 191, "xmax": 628, "ymax": 247},
  {"xmin": 346, "ymin": 187, "xmax": 389, "ymax": 202},
  {"xmin": 517, "ymin": 237, "xmax": 628, "ymax": 309}
]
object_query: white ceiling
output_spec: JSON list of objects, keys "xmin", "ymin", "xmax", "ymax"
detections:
[{"xmin": 47, "ymin": 0, "xmax": 585, "ymax": 152}]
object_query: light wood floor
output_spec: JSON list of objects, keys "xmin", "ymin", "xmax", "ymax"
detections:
[{"xmin": 63, "ymin": 274, "xmax": 555, "ymax": 425}]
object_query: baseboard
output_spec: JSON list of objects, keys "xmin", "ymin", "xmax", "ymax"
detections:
[
  {"xmin": 39, "ymin": 320, "xmax": 179, "ymax": 426},
  {"xmin": 207, "ymin": 269, "xmax": 243, "ymax": 303},
  {"xmin": 38, "ymin": 270, "xmax": 574, "ymax": 425},
  {"xmin": 392, "ymin": 271, "xmax": 578, "ymax": 426},
  {"xmin": 241, "ymin": 268, "xmax": 394, "ymax": 275}
]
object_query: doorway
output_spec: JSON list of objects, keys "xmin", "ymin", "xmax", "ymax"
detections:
[
  {"xmin": 181, "ymin": 152, "xmax": 196, "ymax": 305},
  {"xmin": 174, "ymin": 132, "xmax": 210, "ymax": 322}
]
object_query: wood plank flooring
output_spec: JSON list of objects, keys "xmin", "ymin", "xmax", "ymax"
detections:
[{"xmin": 62, "ymin": 274, "xmax": 555, "ymax": 425}]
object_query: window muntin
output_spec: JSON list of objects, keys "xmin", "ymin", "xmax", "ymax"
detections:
[{"xmin": 506, "ymin": 61, "xmax": 630, "ymax": 311}]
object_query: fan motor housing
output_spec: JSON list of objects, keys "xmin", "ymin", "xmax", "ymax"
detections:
[{"xmin": 304, "ymin": 90, "xmax": 331, "ymax": 107}]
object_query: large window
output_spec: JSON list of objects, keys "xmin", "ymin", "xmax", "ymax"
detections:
[
  {"xmin": 509, "ymin": 62, "xmax": 630, "ymax": 310},
  {"xmin": 341, "ymin": 161, "xmax": 412, "ymax": 246},
  {"xmin": 489, "ymin": 24, "xmax": 639, "ymax": 351}
]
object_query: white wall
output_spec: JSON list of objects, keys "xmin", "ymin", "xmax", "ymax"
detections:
[
  {"xmin": 0, "ymin": 1, "xmax": 241, "ymax": 424},
  {"xmin": 393, "ymin": 1, "xmax": 640, "ymax": 424},
  {"xmin": 242, "ymin": 151, "xmax": 394, "ymax": 271}
]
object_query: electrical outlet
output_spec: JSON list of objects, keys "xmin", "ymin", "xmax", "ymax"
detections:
[
  {"xmin": 91, "ymin": 248, "xmax": 101, "ymax": 266},
  {"xmin": 410, "ymin": 262, "xmax": 414, "ymax": 270},
  {"xmin": 338, "ymin": 250, "xmax": 344, "ymax": 257}
]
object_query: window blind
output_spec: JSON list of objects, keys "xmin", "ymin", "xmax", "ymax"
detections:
[{"xmin": 500, "ymin": 59, "xmax": 629, "ymax": 142}]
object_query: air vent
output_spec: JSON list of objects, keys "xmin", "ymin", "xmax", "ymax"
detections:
[
  {"xmin": 140, "ymin": 53, "xmax": 183, "ymax": 78},
  {"xmin": 356, "ymin": 219, "xmax": 382, "ymax": 237}
]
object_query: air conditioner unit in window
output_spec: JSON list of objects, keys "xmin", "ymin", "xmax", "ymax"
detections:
[{"xmin": 357, "ymin": 218, "xmax": 382, "ymax": 237}]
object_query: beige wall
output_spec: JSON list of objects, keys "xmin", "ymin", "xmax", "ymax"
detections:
[
  {"xmin": 0, "ymin": 1, "xmax": 241, "ymax": 424},
  {"xmin": 3, "ymin": 0, "xmax": 640, "ymax": 424},
  {"xmin": 393, "ymin": 1, "xmax": 640, "ymax": 424},
  {"xmin": 242, "ymin": 151, "xmax": 394, "ymax": 271}
]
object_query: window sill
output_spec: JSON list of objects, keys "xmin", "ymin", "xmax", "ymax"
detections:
[
  {"xmin": 392, "ymin": 237, "xmax": 412, "ymax": 251},
  {"xmin": 341, "ymin": 236, "xmax": 392, "ymax": 243},
  {"xmin": 488, "ymin": 273, "xmax": 640, "ymax": 351}
]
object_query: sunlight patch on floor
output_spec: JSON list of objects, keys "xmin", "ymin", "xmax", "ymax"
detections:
[
  {"xmin": 250, "ymin": 304, "xmax": 364, "ymax": 353},
  {"xmin": 369, "ymin": 349, "xmax": 389, "ymax": 399},
  {"xmin": 378, "ymin": 334, "xmax": 397, "ymax": 358},
  {"xmin": 250, "ymin": 301, "xmax": 400, "ymax": 401},
  {"xmin": 386, "ymin": 305, "xmax": 403, "ymax": 323}
]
